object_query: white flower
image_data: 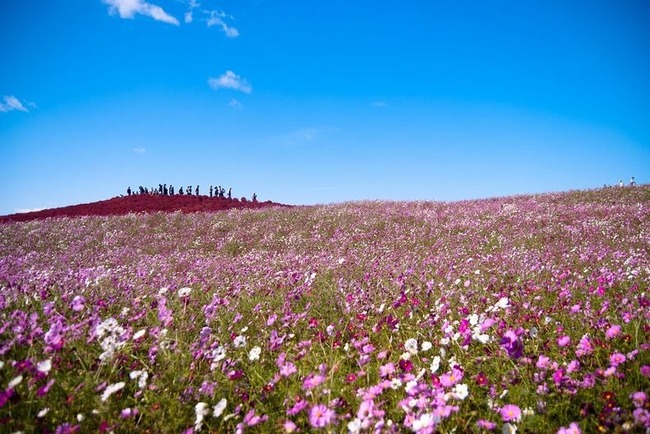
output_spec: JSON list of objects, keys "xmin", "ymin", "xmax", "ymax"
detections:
[
  {"xmin": 390, "ymin": 378, "xmax": 402, "ymax": 390},
  {"xmin": 194, "ymin": 402, "xmax": 210, "ymax": 431},
  {"xmin": 37, "ymin": 408, "xmax": 50, "ymax": 418},
  {"xmin": 451, "ymin": 383, "xmax": 469, "ymax": 400},
  {"xmin": 430, "ymin": 356, "xmax": 441, "ymax": 374},
  {"xmin": 421, "ymin": 341, "xmax": 432, "ymax": 352},
  {"xmin": 495, "ymin": 297, "xmax": 510, "ymax": 310},
  {"xmin": 36, "ymin": 359, "xmax": 52, "ymax": 374},
  {"xmin": 404, "ymin": 338, "xmax": 418, "ymax": 355},
  {"xmin": 502, "ymin": 423, "xmax": 517, "ymax": 434},
  {"xmin": 213, "ymin": 398, "xmax": 227, "ymax": 417},
  {"xmin": 233, "ymin": 335, "xmax": 247, "ymax": 348},
  {"xmin": 77, "ymin": 413, "xmax": 86, "ymax": 422},
  {"xmin": 100, "ymin": 382, "xmax": 125, "ymax": 402},
  {"xmin": 133, "ymin": 329, "xmax": 146, "ymax": 340},
  {"xmin": 405, "ymin": 380, "xmax": 418, "ymax": 394},
  {"xmin": 178, "ymin": 287, "xmax": 192, "ymax": 298},
  {"xmin": 8, "ymin": 375, "xmax": 23, "ymax": 389},
  {"xmin": 412, "ymin": 413, "xmax": 436, "ymax": 431},
  {"xmin": 248, "ymin": 346, "xmax": 261, "ymax": 361},
  {"xmin": 158, "ymin": 287, "xmax": 169, "ymax": 295},
  {"xmin": 129, "ymin": 370, "xmax": 149, "ymax": 388},
  {"xmin": 348, "ymin": 417, "xmax": 362, "ymax": 433}
]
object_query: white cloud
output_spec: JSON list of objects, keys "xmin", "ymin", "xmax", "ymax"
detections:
[
  {"xmin": 208, "ymin": 71, "xmax": 252, "ymax": 93},
  {"xmin": 229, "ymin": 98, "xmax": 242, "ymax": 108},
  {"xmin": 206, "ymin": 10, "xmax": 239, "ymax": 38},
  {"xmin": 0, "ymin": 95, "xmax": 29, "ymax": 113},
  {"xmin": 184, "ymin": 11, "xmax": 193, "ymax": 23},
  {"xmin": 103, "ymin": 0, "xmax": 180, "ymax": 25},
  {"xmin": 133, "ymin": 147, "xmax": 146, "ymax": 153},
  {"xmin": 15, "ymin": 208, "xmax": 44, "ymax": 214}
]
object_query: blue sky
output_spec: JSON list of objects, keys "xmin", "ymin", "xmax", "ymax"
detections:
[{"xmin": 1, "ymin": 0, "xmax": 648, "ymax": 214}]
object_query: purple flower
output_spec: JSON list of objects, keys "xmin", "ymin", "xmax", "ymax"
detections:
[
  {"xmin": 309, "ymin": 404, "xmax": 335, "ymax": 428},
  {"xmin": 500, "ymin": 330, "xmax": 523, "ymax": 359},
  {"xmin": 71, "ymin": 295, "xmax": 85, "ymax": 312}
]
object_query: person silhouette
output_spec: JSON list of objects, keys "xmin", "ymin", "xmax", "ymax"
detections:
[{"xmin": 630, "ymin": 177, "xmax": 636, "ymax": 186}]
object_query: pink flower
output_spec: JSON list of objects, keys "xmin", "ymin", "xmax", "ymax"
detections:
[
  {"xmin": 379, "ymin": 363, "xmax": 395, "ymax": 377},
  {"xmin": 309, "ymin": 404, "xmax": 335, "ymax": 428},
  {"xmin": 609, "ymin": 352, "xmax": 626, "ymax": 367},
  {"xmin": 536, "ymin": 355, "xmax": 551, "ymax": 369},
  {"xmin": 71, "ymin": 296, "xmax": 85, "ymax": 312},
  {"xmin": 476, "ymin": 419, "xmax": 497, "ymax": 430},
  {"xmin": 631, "ymin": 391, "xmax": 647, "ymax": 408},
  {"xmin": 605, "ymin": 325, "xmax": 621, "ymax": 339},
  {"xmin": 557, "ymin": 335, "xmax": 571, "ymax": 347},
  {"xmin": 500, "ymin": 404, "xmax": 521, "ymax": 422},
  {"xmin": 557, "ymin": 422, "xmax": 581, "ymax": 433},
  {"xmin": 440, "ymin": 368, "xmax": 463, "ymax": 387},
  {"xmin": 575, "ymin": 335, "xmax": 593, "ymax": 357},
  {"xmin": 302, "ymin": 373, "xmax": 325, "ymax": 391},
  {"xmin": 639, "ymin": 365, "xmax": 650, "ymax": 377},
  {"xmin": 283, "ymin": 420, "xmax": 297, "ymax": 433}
]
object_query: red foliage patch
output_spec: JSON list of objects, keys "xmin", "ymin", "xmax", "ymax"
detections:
[{"xmin": 0, "ymin": 195, "xmax": 290, "ymax": 223}]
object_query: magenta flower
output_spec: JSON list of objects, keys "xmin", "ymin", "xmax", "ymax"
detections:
[
  {"xmin": 500, "ymin": 404, "xmax": 521, "ymax": 422},
  {"xmin": 640, "ymin": 365, "xmax": 650, "ymax": 377},
  {"xmin": 309, "ymin": 403, "xmax": 335, "ymax": 428},
  {"xmin": 557, "ymin": 335, "xmax": 571, "ymax": 347},
  {"xmin": 500, "ymin": 330, "xmax": 523, "ymax": 359}
]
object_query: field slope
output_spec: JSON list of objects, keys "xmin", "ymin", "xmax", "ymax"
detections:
[{"xmin": 0, "ymin": 186, "xmax": 649, "ymax": 433}]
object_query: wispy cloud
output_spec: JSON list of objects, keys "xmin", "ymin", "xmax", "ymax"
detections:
[
  {"xmin": 15, "ymin": 207, "xmax": 44, "ymax": 214},
  {"xmin": 208, "ymin": 71, "xmax": 252, "ymax": 93},
  {"xmin": 102, "ymin": 0, "xmax": 180, "ymax": 25},
  {"xmin": 133, "ymin": 147, "xmax": 146, "ymax": 154},
  {"xmin": 184, "ymin": 0, "xmax": 199, "ymax": 23},
  {"xmin": 0, "ymin": 95, "xmax": 30, "ymax": 113},
  {"xmin": 205, "ymin": 10, "xmax": 239, "ymax": 38},
  {"xmin": 229, "ymin": 98, "xmax": 243, "ymax": 108}
]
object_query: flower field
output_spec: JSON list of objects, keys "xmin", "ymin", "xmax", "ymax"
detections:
[{"xmin": 1, "ymin": 186, "xmax": 649, "ymax": 433}]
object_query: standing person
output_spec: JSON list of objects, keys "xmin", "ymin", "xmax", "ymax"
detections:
[
  {"xmin": 195, "ymin": 185, "xmax": 199, "ymax": 196},
  {"xmin": 127, "ymin": 186, "xmax": 132, "ymax": 196},
  {"xmin": 630, "ymin": 177, "xmax": 636, "ymax": 186},
  {"xmin": 187, "ymin": 185, "xmax": 192, "ymax": 195},
  {"xmin": 209, "ymin": 185, "xmax": 213, "ymax": 197},
  {"xmin": 170, "ymin": 185, "xmax": 174, "ymax": 195},
  {"xmin": 619, "ymin": 180, "xmax": 624, "ymax": 187},
  {"xmin": 228, "ymin": 187, "xmax": 232, "ymax": 200}
]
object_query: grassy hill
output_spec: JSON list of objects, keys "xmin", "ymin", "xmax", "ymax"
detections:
[{"xmin": 0, "ymin": 186, "xmax": 648, "ymax": 433}]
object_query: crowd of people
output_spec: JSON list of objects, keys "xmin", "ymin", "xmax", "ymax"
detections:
[{"xmin": 126, "ymin": 184, "xmax": 257, "ymax": 202}]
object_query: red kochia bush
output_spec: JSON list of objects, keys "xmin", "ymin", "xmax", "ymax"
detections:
[{"xmin": 0, "ymin": 195, "xmax": 289, "ymax": 223}]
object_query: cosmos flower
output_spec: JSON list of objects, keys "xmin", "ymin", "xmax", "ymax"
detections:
[
  {"xmin": 309, "ymin": 404, "xmax": 335, "ymax": 428},
  {"xmin": 500, "ymin": 404, "xmax": 522, "ymax": 422},
  {"xmin": 100, "ymin": 382, "xmax": 125, "ymax": 402}
]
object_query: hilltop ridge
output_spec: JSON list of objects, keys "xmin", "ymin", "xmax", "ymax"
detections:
[{"xmin": 0, "ymin": 194, "xmax": 290, "ymax": 223}]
